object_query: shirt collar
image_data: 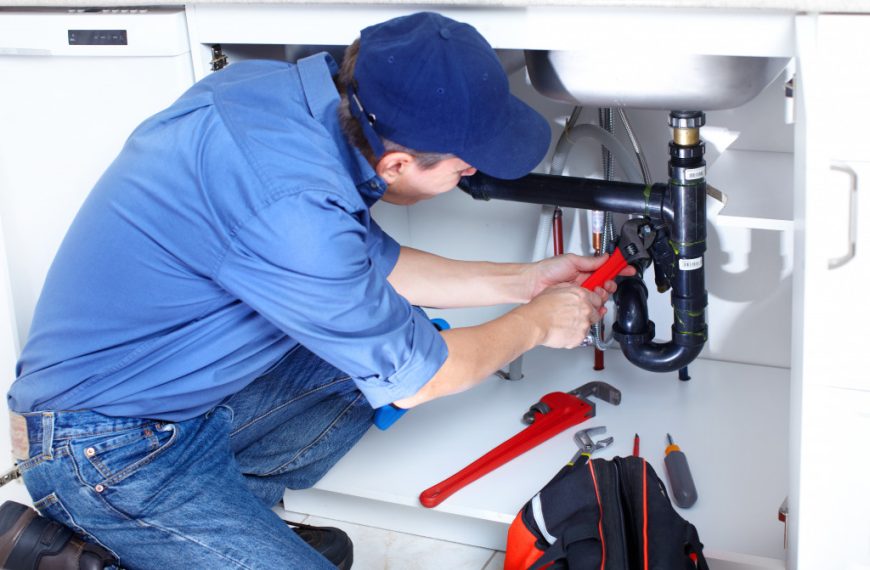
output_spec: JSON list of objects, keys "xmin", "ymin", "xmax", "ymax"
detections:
[{"xmin": 296, "ymin": 52, "xmax": 386, "ymax": 206}]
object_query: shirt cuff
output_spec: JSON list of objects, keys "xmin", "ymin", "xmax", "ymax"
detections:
[{"xmin": 352, "ymin": 309, "xmax": 448, "ymax": 409}]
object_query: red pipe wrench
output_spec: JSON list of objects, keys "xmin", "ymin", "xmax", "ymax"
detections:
[
  {"xmin": 419, "ymin": 381, "xmax": 621, "ymax": 508},
  {"xmin": 580, "ymin": 218, "xmax": 655, "ymax": 291}
]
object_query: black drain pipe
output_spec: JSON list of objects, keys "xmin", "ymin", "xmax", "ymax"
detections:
[
  {"xmin": 458, "ymin": 173, "xmax": 669, "ymax": 223},
  {"xmin": 456, "ymin": 111, "xmax": 708, "ymax": 374}
]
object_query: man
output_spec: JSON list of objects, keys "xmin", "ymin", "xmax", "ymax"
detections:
[{"xmin": 6, "ymin": 12, "xmax": 625, "ymax": 569}]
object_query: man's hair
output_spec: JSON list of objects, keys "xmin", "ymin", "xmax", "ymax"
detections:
[{"xmin": 337, "ymin": 39, "xmax": 453, "ymax": 169}]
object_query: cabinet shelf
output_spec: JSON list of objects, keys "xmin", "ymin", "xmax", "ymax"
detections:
[{"xmin": 284, "ymin": 348, "xmax": 789, "ymax": 565}]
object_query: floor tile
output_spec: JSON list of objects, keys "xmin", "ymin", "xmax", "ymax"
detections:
[{"xmin": 306, "ymin": 515, "xmax": 495, "ymax": 570}]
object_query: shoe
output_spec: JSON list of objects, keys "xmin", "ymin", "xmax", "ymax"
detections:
[
  {"xmin": 286, "ymin": 520, "xmax": 353, "ymax": 569},
  {"xmin": 0, "ymin": 500, "xmax": 115, "ymax": 570}
]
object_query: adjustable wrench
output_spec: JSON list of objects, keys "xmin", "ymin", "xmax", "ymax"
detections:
[
  {"xmin": 580, "ymin": 218, "xmax": 655, "ymax": 291},
  {"xmin": 419, "ymin": 381, "xmax": 621, "ymax": 508}
]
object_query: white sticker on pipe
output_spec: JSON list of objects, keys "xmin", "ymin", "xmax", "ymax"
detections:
[
  {"xmin": 679, "ymin": 257, "xmax": 703, "ymax": 270},
  {"xmin": 685, "ymin": 167, "xmax": 706, "ymax": 180}
]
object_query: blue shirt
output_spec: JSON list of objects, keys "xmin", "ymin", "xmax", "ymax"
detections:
[{"xmin": 8, "ymin": 54, "xmax": 448, "ymax": 421}]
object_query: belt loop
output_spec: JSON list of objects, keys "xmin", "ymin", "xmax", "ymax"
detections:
[{"xmin": 41, "ymin": 412, "xmax": 54, "ymax": 459}]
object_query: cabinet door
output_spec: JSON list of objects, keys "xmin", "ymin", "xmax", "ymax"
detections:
[
  {"xmin": 793, "ymin": 13, "xmax": 870, "ymax": 570},
  {"xmin": 795, "ymin": 14, "xmax": 870, "ymax": 393},
  {"xmin": 794, "ymin": 386, "xmax": 870, "ymax": 569}
]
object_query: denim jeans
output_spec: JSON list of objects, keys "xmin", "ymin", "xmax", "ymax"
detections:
[{"xmin": 16, "ymin": 345, "xmax": 374, "ymax": 569}]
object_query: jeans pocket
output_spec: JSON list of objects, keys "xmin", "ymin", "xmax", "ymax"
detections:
[
  {"xmin": 33, "ymin": 492, "xmax": 119, "ymax": 562},
  {"xmin": 70, "ymin": 422, "xmax": 178, "ymax": 487}
]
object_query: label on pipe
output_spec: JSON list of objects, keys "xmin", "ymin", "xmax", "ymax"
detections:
[
  {"xmin": 679, "ymin": 257, "xmax": 703, "ymax": 271},
  {"xmin": 685, "ymin": 167, "xmax": 706, "ymax": 180}
]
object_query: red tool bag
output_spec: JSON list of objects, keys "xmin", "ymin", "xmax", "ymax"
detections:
[{"xmin": 505, "ymin": 455, "xmax": 709, "ymax": 570}]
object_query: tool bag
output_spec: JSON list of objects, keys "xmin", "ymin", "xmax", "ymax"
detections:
[{"xmin": 505, "ymin": 455, "xmax": 709, "ymax": 570}]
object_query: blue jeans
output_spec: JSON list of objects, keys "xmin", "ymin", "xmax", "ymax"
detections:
[{"xmin": 16, "ymin": 345, "xmax": 374, "ymax": 569}]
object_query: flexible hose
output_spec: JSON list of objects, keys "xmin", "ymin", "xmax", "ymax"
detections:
[
  {"xmin": 617, "ymin": 108, "xmax": 652, "ymax": 186},
  {"xmin": 549, "ymin": 107, "xmax": 583, "ymax": 177},
  {"xmin": 565, "ymin": 124, "xmax": 644, "ymax": 184}
]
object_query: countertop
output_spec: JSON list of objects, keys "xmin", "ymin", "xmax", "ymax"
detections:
[{"xmin": 0, "ymin": 0, "xmax": 867, "ymax": 14}]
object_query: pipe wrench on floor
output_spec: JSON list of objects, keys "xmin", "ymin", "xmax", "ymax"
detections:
[{"xmin": 419, "ymin": 381, "xmax": 621, "ymax": 508}]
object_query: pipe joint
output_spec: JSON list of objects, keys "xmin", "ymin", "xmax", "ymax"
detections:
[
  {"xmin": 612, "ymin": 321, "xmax": 655, "ymax": 346},
  {"xmin": 672, "ymin": 294, "xmax": 708, "ymax": 313}
]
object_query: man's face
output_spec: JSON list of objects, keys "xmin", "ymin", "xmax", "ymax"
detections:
[{"xmin": 380, "ymin": 156, "xmax": 477, "ymax": 205}]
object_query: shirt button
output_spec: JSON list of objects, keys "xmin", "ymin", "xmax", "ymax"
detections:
[
  {"xmin": 94, "ymin": 484, "xmax": 105, "ymax": 493},
  {"xmin": 85, "ymin": 447, "xmax": 96, "ymax": 457},
  {"xmin": 369, "ymin": 181, "xmax": 379, "ymax": 189}
]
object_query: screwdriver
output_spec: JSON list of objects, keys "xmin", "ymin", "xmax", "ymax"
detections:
[{"xmin": 664, "ymin": 433, "xmax": 698, "ymax": 508}]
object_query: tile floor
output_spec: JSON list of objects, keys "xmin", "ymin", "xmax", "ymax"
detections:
[{"xmin": 275, "ymin": 508, "xmax": 505, "ymax": 570}]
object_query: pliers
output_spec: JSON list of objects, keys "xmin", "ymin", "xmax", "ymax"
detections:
[{"xmin": 569, "ymin": 426, "xmax": 614, "ymax": 465}]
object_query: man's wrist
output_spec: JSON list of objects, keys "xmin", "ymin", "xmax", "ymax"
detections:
[{"xmin": 508, "ymin": 304, "xmax": 545, "ymax": 349}]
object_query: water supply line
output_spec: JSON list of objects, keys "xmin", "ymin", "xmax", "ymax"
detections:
[
  {"xmin": 457, "ymin": 111, "xmax": 709, "ymax": 374},
  {"xmin": 592, "ymin": 108, "xmax": 615, "ymax": 371}
]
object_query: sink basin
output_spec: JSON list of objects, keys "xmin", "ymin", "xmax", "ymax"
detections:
[{"xmin": 525, "ymin": 50, "xmax": 791, "ymax": 111}]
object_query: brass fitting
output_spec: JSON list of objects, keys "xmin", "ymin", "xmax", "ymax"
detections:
[
  {"xmin": 592, "ymin": 232, "xmax": 602, "ymax": 255},
  {"xmin": 673, "ymin": 127, "xmax": 700, "ymax": 146}
]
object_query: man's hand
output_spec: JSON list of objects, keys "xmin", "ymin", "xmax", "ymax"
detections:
[
  {"xmin": 515, "ymin": 282, "xmax": 607, "ymax": 349},
  {"xmin": 525, "ymin": 253, "xmax": 635, "ymax": 301}
]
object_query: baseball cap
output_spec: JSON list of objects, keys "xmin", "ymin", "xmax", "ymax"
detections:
[{"xmin": 348, "ymin": 12, "xmax": 551, "ymax": 180}]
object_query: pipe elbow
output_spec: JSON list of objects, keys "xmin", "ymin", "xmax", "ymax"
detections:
[
  {"xmin": 613, "ymin": 276, "xmax": 706, "ymax": 373},
  {"xmin": 618, "ymin": 341, "xmax": 704, "ymax": 373}
]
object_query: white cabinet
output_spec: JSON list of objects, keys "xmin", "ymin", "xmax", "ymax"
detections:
[{"xmin": 791, "ymin": 14, "xmax": 870, "ymax": 568}]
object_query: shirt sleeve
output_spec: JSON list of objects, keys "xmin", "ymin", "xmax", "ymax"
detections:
[
  {"xmin": 366, "ymin": 217, "xmax": 401, "ymax": 280},
  {"xmin": 216, "ymin": 190, "xmax": 446, "ymax": 408}
]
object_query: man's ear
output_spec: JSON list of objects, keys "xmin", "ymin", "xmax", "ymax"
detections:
[{"xmin": 375, "ymin": 151, "xmax": 415, "ymax": 184}]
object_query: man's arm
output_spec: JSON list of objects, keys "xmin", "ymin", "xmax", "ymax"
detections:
[
  {"xmin": 393, "ymin": 283, "xmax": 605, "ymax": 408},
  {"xmin": 386, "ymin": 246, "xmax": 532, "ymax": 308}
]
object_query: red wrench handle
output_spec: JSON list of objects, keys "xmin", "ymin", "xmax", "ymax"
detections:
[
  {"xmin": 419, "ymin": 392, "xmax": 593, "ymax": 508},
  {"xmin": 580, "ymin": 248, "xmax": 627, "ymax": 291}
]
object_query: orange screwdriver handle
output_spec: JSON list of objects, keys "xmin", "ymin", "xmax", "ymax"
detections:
[{"xmin": 419, "ymin": 392, "xmax": 594, "ymax": 508}]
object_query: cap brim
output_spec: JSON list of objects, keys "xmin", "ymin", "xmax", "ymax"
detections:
[{"xmin": 459, "ymin": 95, "xmax": 551, "ymax": 180}]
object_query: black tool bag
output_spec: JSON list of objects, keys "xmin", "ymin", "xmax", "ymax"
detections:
[{"xmin": 505, "ymin": 456, "xmax": 708, "ymax": 570}]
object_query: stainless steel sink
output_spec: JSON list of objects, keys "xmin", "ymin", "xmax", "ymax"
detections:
[{"xmin": 525, "ymin": 50, "xmax": 791, "ymax": 111}]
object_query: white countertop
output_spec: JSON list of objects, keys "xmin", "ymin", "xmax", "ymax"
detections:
[{"xmin": 0, "ymin": 0, "xmax": 867, "ymax": 14}]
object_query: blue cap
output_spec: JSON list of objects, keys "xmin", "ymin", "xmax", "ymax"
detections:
[{"xmin": 349, "ymin": 12, "xmax": 551, "ymax": 180}]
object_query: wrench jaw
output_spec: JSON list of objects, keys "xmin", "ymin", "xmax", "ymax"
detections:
[
  {"xmin": 567, "ymin": 381, "xmax": 622, "ymax": 419},
  {"xmin": 617, "ymin": 219, "xmax": 656, "ymax": 272}
]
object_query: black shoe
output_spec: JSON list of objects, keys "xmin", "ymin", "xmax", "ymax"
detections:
[
  {"xmin": 286, "ymin": 520, "xmax": 353, "ymax": 569},
  {"xmin": 0, "ymin": 500, "xmax": 116, "ymax": 570}
]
